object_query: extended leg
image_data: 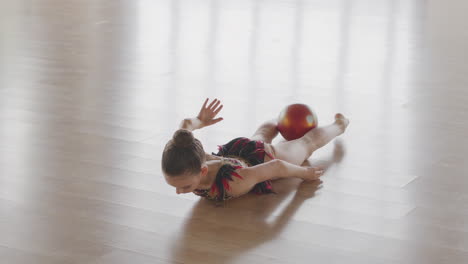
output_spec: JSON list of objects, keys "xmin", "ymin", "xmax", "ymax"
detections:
[{"xmin": 271, "ymin": 114, "xmax": 349, "ymax": 166}]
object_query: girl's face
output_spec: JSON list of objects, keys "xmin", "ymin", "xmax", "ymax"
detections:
[{"xmin": 164, "ymin": 166, "xmax": 208, "ymax": 194}]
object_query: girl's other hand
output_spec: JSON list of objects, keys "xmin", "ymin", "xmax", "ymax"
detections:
[{"xmin": 197, "ymin": 98, "xmax": 224, "ymax": 127}]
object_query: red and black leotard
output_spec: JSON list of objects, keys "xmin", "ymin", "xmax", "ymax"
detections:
[{"xmin": 193, "ymin": 137, "xmax": 275, "ymax": 201}]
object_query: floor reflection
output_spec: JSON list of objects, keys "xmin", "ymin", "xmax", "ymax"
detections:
[{"xmin": 170, "ymin": 141, "xmax": 345, "ymax": 263}]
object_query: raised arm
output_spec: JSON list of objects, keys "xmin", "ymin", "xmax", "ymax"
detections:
[{"xmin": 180, "ymin": 98, "xmax": 224, "ymax": 131}]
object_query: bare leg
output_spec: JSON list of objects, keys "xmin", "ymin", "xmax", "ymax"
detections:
[
  {"xmin": 250, "ymin": 119, "xmax": 279, "ymax": 144},
  {"xmin": 271, "ymin": 114, "xmax": 349, "ymax": 166}
]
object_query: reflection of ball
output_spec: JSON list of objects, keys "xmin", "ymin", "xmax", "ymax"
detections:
[{"xmin": 277, "ymin": 104, "xmax": 318, "ymax": 141}]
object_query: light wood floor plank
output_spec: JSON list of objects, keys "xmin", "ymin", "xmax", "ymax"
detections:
[{"xmin": 2, "ymin": 0, "xmax": 468, "ymax": 263}]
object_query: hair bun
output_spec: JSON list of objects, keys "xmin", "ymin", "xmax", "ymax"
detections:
[{"xmin": 172, "ymin": 129, "xmax": 195, "ymax": 148}]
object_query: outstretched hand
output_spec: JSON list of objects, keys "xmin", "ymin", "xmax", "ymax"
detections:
[
  {"xmin": 302, "ymin": 166, "xmax": 324, "ymax": 181},
  {"xmin": 197, "ymin": 98, "xmax": 224, "ymax": 128}
]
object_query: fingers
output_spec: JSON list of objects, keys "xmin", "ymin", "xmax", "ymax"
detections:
[
  {"xmin": 210, "ymin": 117, "xmax": 224, "ymax": 125},
  {"xmin": 205, "ymin": 98, "xmax": 222, "ymax": 108},
  {"xmin": 304, "ymin": 167, "xmax": 324, "ymax": 181},
  {"xmin": 314, "ymin": 167, "xmax": 324, "ymax": 177},
  {"xmin": 207, "ymin": 98, "xmax": 218, "ymax": 109},
  {"xmin": 211, "ymin": 100, "xmax": 221, "ymax": 111},
  {"xmin": 204, "ymin": 98, "xmax": 223, "ymax": 114},
  {"xmin": 213, "ymin": 104, "xmax": 223, "ymax": 115},
  {"xmin": 201, "ymin": 98, "xmax": 209, "ymax": 109}
]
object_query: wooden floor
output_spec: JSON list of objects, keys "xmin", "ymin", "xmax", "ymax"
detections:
[{"xmin": 1, "ymin": 0, "xmax": 468, "ymax": 263}]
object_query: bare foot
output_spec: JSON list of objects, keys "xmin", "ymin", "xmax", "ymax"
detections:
[
  {"xmin": 334, "ymin": 113, "xmax": 349, "ymax": 134},
  {"xmin": 301, "ymin": 166, "xmax": 324, "ymax": 181}
]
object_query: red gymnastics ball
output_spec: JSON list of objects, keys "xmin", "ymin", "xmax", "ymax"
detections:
[{"xmin": 277, "ymin": 104, "xmax": 318, "ymax": 141}]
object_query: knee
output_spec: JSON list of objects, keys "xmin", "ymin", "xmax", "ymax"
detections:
[
  {"xmin": 259, "ymin": 119, "xmax": 278, "ymax": 131},
  {"xmin": 261, "ymin": 124, "xmax": 278, "ymax": 136},
  {"xmin": 263, "ymin": 119, "xmax": 278, "ymax": 127},
  {"xmin": 253, "ymin": 125, "xmax": 278, "ymax": 143}
]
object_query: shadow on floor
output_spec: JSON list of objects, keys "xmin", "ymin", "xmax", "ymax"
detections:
[{"xmin": 170, "ymin": 141, "xmax": 345, "ymax": 263}]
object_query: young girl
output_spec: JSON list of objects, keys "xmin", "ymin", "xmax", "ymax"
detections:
[{"xmin": 162, "ymin": 98, "xmax": 349, "ymax": 201}]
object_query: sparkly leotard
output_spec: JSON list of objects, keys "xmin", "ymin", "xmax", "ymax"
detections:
[{"xmin": 193, "ymin": 137, "xmax": 275, "ymax": 201}]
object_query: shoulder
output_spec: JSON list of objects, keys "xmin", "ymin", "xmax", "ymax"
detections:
[{"xmin": 206, "ymin": 153, "xmax": 222, "ymax": 161}]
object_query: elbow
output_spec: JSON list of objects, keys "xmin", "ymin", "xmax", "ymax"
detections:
[
  {"xmin": 180, "ymin": 118, "xmax": 192, "ymax": 129},
  {"xmin": 270, "ymin": 159, "xmax": 286, "ymax": 177}
]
